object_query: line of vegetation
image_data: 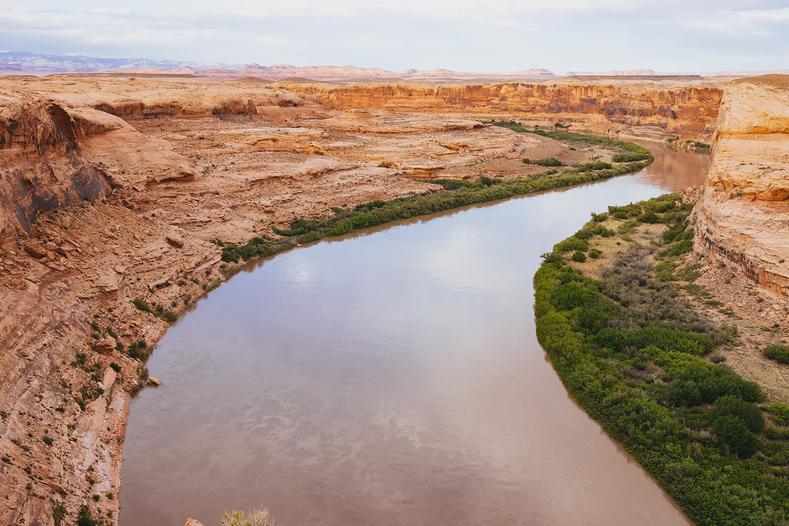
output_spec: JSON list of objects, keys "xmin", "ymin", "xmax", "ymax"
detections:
[
  {"xmin": 485, "ymin": 120, "xmax": 654, "ymax": 163},
  {"xmin": 534, "ymin": 193, "xmax": 788, "ymax": 525},
  {"xmin": 667, "ymin": 136, "xmax": 712, "ymax": 153},
  {"xmin": 221, "ymin": 126, "xmax": 654, "ymax": 263}
]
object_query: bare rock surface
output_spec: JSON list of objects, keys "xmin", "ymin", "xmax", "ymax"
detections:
[{"xmin": 696, "ymin": 75, "xmax": 789, "ymax": 298}]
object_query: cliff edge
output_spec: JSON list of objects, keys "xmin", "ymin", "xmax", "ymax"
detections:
[{"xmin": 695, "ymin": 75, "xmax": 789, "ymax": 297}]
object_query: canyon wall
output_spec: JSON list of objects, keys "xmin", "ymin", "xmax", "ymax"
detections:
[
  {"xmin": 0, "ymin": 78, "xmax": 724, "ymax": 245},
  {"xmin": 289, "ymin": 81, "xmax": 723, "ymax": 140},
  {"xmin": 695, "ymin": 75, "xmax": 789, "ymax": 297}
]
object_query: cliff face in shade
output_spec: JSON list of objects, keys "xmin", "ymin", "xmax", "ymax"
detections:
[
  {"xmin": 0, "ymin": 97, "xmax": 197, "ymax": 239},
  {"xmin": 695, "ymin": 75, "xmax": 789, "ymax": 297},
  {"xmin": 0, "ymin": 82, "xmax": 305, "ymax": 241},
  {"xmin": 290, "ymin": 81, "xmax": 723, "ymax": 140}
]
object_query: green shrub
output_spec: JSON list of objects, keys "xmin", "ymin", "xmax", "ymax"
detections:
[
  {"xmin": 713, "ymin": 415, "xmax": 758, "ymax": 458},
  {"xmin": 77, "ymin": 505, "xmax": 99, "ymax": 526},
  {"xmin": 485, "ymin": 120, "xmax": 528, "ymax": 132},
  {"xmin": 591, "ymin": 212, "xmax": 608, "ymax": 222},
  {"xmin": 571, "ymin": 250, "xmax": 587, "ymax": 262},
  {"xmin": 663, "ymin": 238, "xmax": 693, "ymax": 257},
  {"xmin": 131, "ymin": 298, "xmax": 152, "ymax": 313},
  {"xmin": 617, "ymin": 218, "xmax": 640, "ymax": 234},
  {"xmin": 665, "ymin": 361, "xmax": 763, "ymax": 406},
  {"xmin": 577, "ymin": 161, "xmax": 613, "ymax": 171},
  {"xmin": 768, "ymin": 403, "xmax": 789, "ymax": 426},
  {"xmin": 127, "ymin": 340, "xmax": 149, "ymax": 361},
  {"xmin": 763, "ymin": 344, "xmax": 789, "ymax": 364},
  {"xmin": 536, "ymin": 157, "xmax": 563, "ymax": 167},
  {"xmin": 52, "ymin": 501, "xmax": 66, "ymax": 526},
  {"xmin": 638, "ymin": 211, "xmax": 659, "ymax": 223},
  {"xmin": 589, "ymin": 248, "xmax": 603, "ymax": 259},
  {"xmin": 555, "ymin": 237, "xmax": 589, "ymax": 253},
  {"xmin": 711, "ymin": 395, "xmax": 764, "ymax": 433},
  {"xmin": 612, "ymin": 152, "xmax": 651, "ymax": 162}
]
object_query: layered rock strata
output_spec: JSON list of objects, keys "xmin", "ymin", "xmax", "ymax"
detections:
[{"xmin": 695, "ymin": 75, "xmax": 789, "ymax": 297}]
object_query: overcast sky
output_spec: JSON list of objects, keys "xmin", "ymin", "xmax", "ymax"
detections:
[{"xmin": 1, "ymin": 0, "xmax": 788, "ymax": 73}]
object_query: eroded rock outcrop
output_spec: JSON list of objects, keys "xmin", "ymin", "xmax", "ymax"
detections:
[
  {"xmin": 695, "ymin": 75, "xmax": 789, "ymax": 297},
  {"xmin": 0, "ymin": 97, "xmax": 196, "ymax": 240}
]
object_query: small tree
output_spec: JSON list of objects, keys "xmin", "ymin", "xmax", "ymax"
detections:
[
  {"xmin": 713, "ymin": 415, "xmax": 758, "ymax": 458},
  {"xmin": 711, "ymin": 395, "xmax": 764, "ymax": 433}
]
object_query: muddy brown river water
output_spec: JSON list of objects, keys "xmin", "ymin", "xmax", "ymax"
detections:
[{"xmin": 120, "ymin": 144, "xmax": 709, "ymax": 526}]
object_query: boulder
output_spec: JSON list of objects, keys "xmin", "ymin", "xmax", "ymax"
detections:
[
  {"xmin": 93, "ymin": 335, "xmax": 115, "ymax": 354},
  {"xmin": 23, "ymin": 242, "xmax": 48, "ymax": 259},
  {"xmin": 166, "ymin": 234, "xmax": 184, "ymax": 248}
]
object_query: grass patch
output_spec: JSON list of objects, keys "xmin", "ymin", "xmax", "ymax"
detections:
[
  {"xmin": 534, "ymin": 194, "xmax": 787, "ymax": 525},
  {"xmin": 763, "ymin": 344, "xmax": 789, "ymax": 364}
]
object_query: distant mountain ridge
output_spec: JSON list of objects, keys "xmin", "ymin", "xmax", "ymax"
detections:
[
  {"xmin": 0, "ymin": 51, "xmax": 195, "ymax": 73},
  {"xmin": 0, "ymin": 51, "xmax": 554, "ymax": 80}
]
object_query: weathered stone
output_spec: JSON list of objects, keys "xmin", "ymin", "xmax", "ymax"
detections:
[
  {"xmin": 93, "ymin": 335, "xmax": 115, "ymax": 354},
  {"xmin": 166, "ymin": 234, "xmax": 184, "ymax": 248},
  {"xmin": 23, "ymin": 243, "xmax": 47, "ymax": 259}
]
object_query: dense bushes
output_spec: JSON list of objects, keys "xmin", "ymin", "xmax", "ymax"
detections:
[
  {"xmin": 534, "ymin": 194, "xmax": 788, "ymax": 525},
  {"xmin": 221, "ymin": 235, "xmax": 295, "ymax": 263},
  {"xmin": 713, "ymin": 416, "xmax": 758, "ymax": 458},
  {"xmin": 712, "ymin": 395, "xmax": 765, "ymax": 433},
  {"xmin": 535, "ymin": 157, "xmax": 563, "ymax": 167},
  {"xmin": 664, "ymin": 361, "xmax": 763, "ymax": 406},
  {"xmin": 578, "ymin": 161, "xmax": 613, "ymax": 171}
]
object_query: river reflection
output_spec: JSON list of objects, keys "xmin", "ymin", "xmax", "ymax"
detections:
[{"xmin": 120, "ymin": 143, "xmax": 707, "ymax": 526}]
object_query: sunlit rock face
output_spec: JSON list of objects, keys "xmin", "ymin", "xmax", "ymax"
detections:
[
  {"xmin": 696, "ymin": 75, "xmax": 789, "ymax": 297},
  {"xmin": 292, "ymin": 81, "xmax": 723, "ymax": 140}
]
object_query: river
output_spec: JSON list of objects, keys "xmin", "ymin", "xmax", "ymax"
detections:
[{"xmin": 120, "ymin": 144, "xmax": 709, "ymax": 526}]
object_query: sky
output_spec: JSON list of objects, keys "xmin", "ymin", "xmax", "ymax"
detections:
[{"xmin": 1, "ymin": 0, "xmax": 788, "ymax": 73}]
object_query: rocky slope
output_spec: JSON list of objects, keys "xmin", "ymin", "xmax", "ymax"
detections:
[{"xmin": 695, "ymin": 75, "xmax": 789, "ymax": 298}]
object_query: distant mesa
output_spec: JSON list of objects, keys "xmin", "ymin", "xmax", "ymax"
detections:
[{"xmin": 0, "ymin": 51, "xmax": 554, "ymax": 81}]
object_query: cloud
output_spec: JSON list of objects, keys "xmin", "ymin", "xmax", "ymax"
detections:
[
  {"xmin": 0, "ymin": 1, "xmax": 787, "ymax": 71},
  {"xmin": 678, "ymin": 6, "xmax": 789, "ymax": 34}
]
